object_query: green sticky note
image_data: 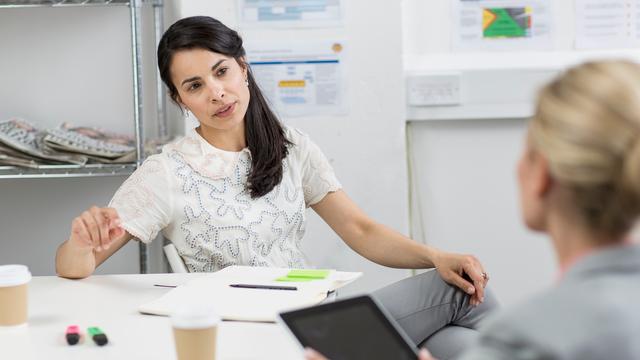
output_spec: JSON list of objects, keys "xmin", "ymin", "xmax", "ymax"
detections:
[
  {"xmin": 287, "ymin": 269, "xmax": 330, "ymax": 279},
  {"xmin": 275, "ymin": 269, "xmax": 331, "ymax": 282},
  {"xmin": 275, "ymin": 276, "xmax": 315, "ymax": 282}
]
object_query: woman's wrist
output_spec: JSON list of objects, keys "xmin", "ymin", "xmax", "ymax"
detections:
[
  {"xmin": 65, "ymin": 238, "xmax": 94, "ymax": 255},
  {"xmin": 55, "ymin": 240, "xmax": 95, "ymax": 279},
  {"xmin": 420, "ymin": 244, "xmax": 441, "ymax": 269}
]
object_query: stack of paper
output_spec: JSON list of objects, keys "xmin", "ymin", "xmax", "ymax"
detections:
[
  {"xmin": 0, "ymin": 118, "xmax": 87, "ymax": 166},
  {"xmin": 43, "ymin": 123, "xmax": 136, "ymax": 163},
  {"xmin": 138, "ymin": 266, "xmax": 362, "ymax": 322},
  {"xmin": 0, "ymin": 118, "xmax": 141, "ymax": 167}
]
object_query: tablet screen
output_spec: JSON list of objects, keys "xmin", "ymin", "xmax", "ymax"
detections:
[{"xmin": 281, "ymin": 296, "xmax": 418, "ymax": 360}]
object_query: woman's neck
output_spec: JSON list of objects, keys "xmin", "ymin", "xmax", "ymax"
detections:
[
  {"xmin": 196, "ymin": 124, "xmax": 246, "ymax": 152},
  {"xmin": 547, "ymin": 211, "xmax": 622, "ymax": 275}
]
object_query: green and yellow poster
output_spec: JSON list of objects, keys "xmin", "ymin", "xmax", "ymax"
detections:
[{"xmin": 483, "ymin": 7, "xmax": 532, "ymax": 38}]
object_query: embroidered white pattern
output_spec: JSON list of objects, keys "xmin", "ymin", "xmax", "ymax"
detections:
[
  {"xmin": 171, "ymin": 150, "xmax": 307, "ymax": 272},
  {"xmin": 110, "ymin": 127, "xmax": 341, "ymax": 272}
]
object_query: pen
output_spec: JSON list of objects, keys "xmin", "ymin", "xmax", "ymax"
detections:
[{"xmin": 229, "ymin": 284, "xmax": 297, "ymax": 291}]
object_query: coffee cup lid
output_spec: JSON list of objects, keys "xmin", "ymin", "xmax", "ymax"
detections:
[
  {"xmin": 0, "ymin": 265, "xmax": 31, "ymax": 287},
  {"xmin": 171, "ymin": 304, "xmax": 220, "ymax": 329}
]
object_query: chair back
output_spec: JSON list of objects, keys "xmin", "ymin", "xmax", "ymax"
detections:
[{"xmin": 163, "ymin": 243, "xmax": 188, "ymax": 273}]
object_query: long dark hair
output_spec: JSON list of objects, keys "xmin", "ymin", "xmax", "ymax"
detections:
[{"xmin": 157, "ymin": 16, "xmax": 291, "ymax": 198}]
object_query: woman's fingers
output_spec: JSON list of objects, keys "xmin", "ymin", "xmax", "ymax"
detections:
[
  {"xmin": 71, "ymin": 217, "xmax": 92, "ymax": 248},
  {"xmin": 80, "ymin": 210, "xmax": 101, "ymax": 251},
  {"xmin": 102, "ymin": 207, "xmax": 121, "ymax": 226},
  {"xmin": 71, "ymin": 206, "xmax": 122, "ymax": 252},
  {"xmin": 100, "ymin": 207, "xmax": 122, "ymax": 249},
  {"xmin": 418, "ymin": 348, "xmax": 435, "ymax": 360},
  {"xmin": 90, "ymin": 206, "xmax": 110, "ymax": 251},
  {"xmin": 445, "ymin": 270, "xmax": 476, "ymax": 297},
  {"xmin": 303, "ymin": 348, "xmax": 328, "ymax": 360},
  {"xmin": 435, "ymin": 252, "xmax": 489, "ymax": 306},
  {"xmin": 109, "ymin": 225, "xmax": 124, "ymax": 239},
  {"xmin": 462, "ymin": 258, "xmax": 486, "ymax": 304}
]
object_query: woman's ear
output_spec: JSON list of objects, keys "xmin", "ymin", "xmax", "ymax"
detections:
[
  {"xmin": 519, "ymin": 147, "xmax": 553, "ymax": 232},
  {"xmin": 238, "ymin": 56, "xmax": 248, "ymax": 78},
  {"xmin": 175, "ymin": 94, "xmax": 186, "ymax": 109},
  {"xmin": 532, "ymin": 151, "xmax": 553, "ymax": 199}
]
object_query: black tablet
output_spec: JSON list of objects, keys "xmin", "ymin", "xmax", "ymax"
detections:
[{"xmin": 279, "ymin": 295, "xmax": 418, "ymax": 360}]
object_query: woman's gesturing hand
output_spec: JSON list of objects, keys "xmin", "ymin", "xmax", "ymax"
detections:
[
  {"xmin": 432, "ymin": 250, "xmax": 489, "ymax": 306},
  {"xmin": 69, "ymin": 206, "xmax": 124, "ymax": 252}
]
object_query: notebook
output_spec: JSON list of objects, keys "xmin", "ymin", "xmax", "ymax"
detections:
[{"xmin": 138, "ymin": 266, "xmax": 362, "ymax": 322}]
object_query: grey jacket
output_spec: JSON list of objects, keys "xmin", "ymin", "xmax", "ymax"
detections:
[{"xmin": 457, "ymin": 244, "xmax": 640, "ymax": 360}]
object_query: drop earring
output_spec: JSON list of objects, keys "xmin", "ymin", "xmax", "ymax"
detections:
[{"xmin": 245, "ymin": 79, "xmax": 249, "ymax": 87}]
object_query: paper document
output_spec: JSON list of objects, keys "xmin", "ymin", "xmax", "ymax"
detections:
[
  {"xmin": 575, "ymin": 0, "xmax": 640, "ymax": 49},
  {"xmin": 246, "ymin": 40, "xmax": 348, "ymax": 118},
  {"xmin": 138, "ymin": 266, "xmax": 362, "ymax": 322},
  {"xmin": 0, "ymin": 118, "xmax": 87, "ymax": 165},
  {"xmin": 238, "ymin": 0, "xmax": 343, "ymax": 28},
  {"xmin": 453, "ymin": 0, "xmax": 553, "ymax": 51}
]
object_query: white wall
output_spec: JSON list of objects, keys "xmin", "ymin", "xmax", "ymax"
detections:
[
  {"xmin": 0, "ymin": 4, "xmax": 177, "ymax": 275},
  {"xmin": 403, "ymin": 0, "xmax": 573, "ymax": 54},
  {"xmin": 8, "ymin": 0, "xmax": 635, "ymax": 305},
  {"xmin": 402, "ymin": 0, "xmax": 639, "ymax": 305},
  {"xmin": 0, "ymin": 2, "xmax": 411, "ymax": 293},
  {"xmin": 176, "ymin": 0, "xmax": 411, "ymax": 294},
  {"xmin": 407, "ymin": 119, "xmax": 556, "ymax": 305},
  {"xmin": 403, "ymin": 0, "xmax": 640, "ymax": 71}
]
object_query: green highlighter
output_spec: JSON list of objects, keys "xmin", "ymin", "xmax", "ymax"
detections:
[
  {"xmin": 87, "ymin": 326, "xmax": 108, "ymax": 346},
  {"xmin": 276, "ymin": 269, "xmax": 331, "ymax": 282}
]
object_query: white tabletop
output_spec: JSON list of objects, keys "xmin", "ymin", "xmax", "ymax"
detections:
[{"xmin": 0, "ymin": 273, "xmax": 302, "ymax": 360}]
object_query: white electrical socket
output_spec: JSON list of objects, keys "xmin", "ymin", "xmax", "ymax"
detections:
[{"xmin": 406, "ymin": 73, "xmax": 461, "ymax": 106}]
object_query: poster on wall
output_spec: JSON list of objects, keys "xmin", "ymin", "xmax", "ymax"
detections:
[
  {"xmin": 575, "ymin": 0, "xmax": 640, "ymax": 49},
  {"xmin": 238, "ymin": 0, "xmax": 343, "ymax": 28},
  {"xmin": 246, "ymin": 40, "xmax": 348, "ymax": 118},
  {"xmin": 452, "ymin": 0, "xmax": 553, "ymax": 51}
]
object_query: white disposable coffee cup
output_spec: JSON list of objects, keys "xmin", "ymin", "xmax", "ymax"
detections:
[
  {"xmin": 0, "ymin": 265, "xmax": 31, "ymax": 326},
  {"xmin": 171, "ymin": 304, "xmax": 220, "ymax": 360}
]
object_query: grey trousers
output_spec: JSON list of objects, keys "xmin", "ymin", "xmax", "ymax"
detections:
[{"xmin": 371, "ymin": 269, "xmax": 499, "ymax": 360}]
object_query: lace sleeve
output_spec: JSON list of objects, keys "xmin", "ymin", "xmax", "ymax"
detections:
[
  {"xmin": 108, "ymin": 155, "xmax": 172, "ymax": 243},
  {"xmin": 296, "ymin": 130, "xmax": 342, "ymax": 207}
]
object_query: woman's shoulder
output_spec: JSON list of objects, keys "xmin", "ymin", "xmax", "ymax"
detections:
[
  {"xmin": 125, "ymin": 153, "xmax": 169, "ymax": 183},
  {"xmin": 284, "ymin": 125, "xmax": 316, "ymax": 151},
  {"xmin": 126, "ymin": 136, "xmax": 190, "ymax": 178},
  {"xmin": 284, "ymin": 125, "xmax": 307, "ymax": 142},
  {"xmin": 161, "ymin": 130, "xmax": 204, "ymax": 157}
]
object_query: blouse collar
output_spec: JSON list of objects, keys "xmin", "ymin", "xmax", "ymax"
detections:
[{"xmin": 165, "ymin": 128, "xmax": 251, "ymax": 180}]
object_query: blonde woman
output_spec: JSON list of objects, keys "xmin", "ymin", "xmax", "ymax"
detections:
[{"xmin": 307, "ymin": 60, "xmax": 640, "ymax": 360}]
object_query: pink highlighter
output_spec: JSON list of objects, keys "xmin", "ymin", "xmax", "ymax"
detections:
[{"xmin": 66, "ymin": 325, "xmax": 80, "ymax": 345}]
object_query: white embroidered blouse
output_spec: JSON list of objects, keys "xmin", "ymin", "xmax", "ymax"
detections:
[{"xmin": 109, "ymin": 127, "xmax": 341, "ymax": 272}]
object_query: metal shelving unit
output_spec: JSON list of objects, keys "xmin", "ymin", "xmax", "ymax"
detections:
[
  {"xmin": 0, "ymin": 0, "xmax": 167, "ymax": 273},
  {"xmin": 0, "ymin": 0, "xmax": 130, "ymax": 8},
  {"xmin": 0, "ymin": 164, "xmax": 138, "ymax": 178}
]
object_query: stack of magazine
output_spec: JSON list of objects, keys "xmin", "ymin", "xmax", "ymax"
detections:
[{"xmin": 0, "ymin": 118, "xmax": 136, "ymax": 168}]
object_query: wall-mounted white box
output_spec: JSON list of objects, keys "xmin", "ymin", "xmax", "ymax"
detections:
[{"xmin": 406, "ymin": 73, "xmax": 461, "ymax": 106}]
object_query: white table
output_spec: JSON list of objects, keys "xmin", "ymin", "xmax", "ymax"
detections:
[{"xmin": 0, "ymin": 274, "xmax": 302, "ymax": 359}]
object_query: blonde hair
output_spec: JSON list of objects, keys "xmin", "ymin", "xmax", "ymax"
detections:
[{"xmin": 531, "ymin": 60, "xmax": 640, "ymax": 240}]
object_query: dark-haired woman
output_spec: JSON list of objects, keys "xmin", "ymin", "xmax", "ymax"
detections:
[{"xmin": 55, "ymin": 17, "xmax": 496, "ymax": 356}]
